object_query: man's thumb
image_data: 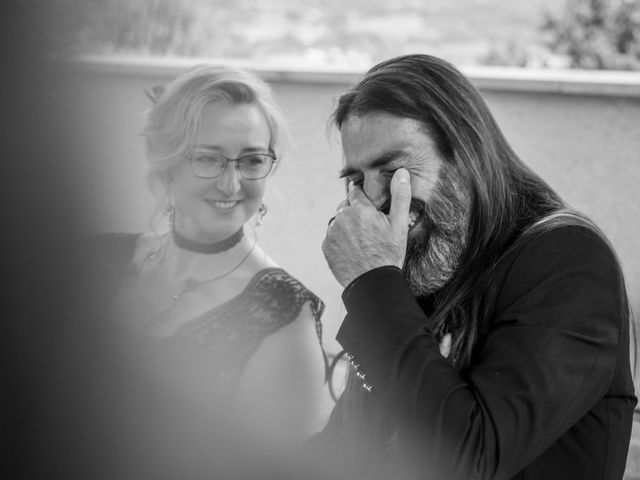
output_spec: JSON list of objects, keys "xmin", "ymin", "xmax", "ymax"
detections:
[{"xmin": 389, "ymin": 168, "xmax": 412, "ymax": 231}]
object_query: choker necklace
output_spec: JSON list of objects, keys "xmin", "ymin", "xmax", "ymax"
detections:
[{"xmin": 172, "ymin": 226, "xmax": 244, "ymax": 254}]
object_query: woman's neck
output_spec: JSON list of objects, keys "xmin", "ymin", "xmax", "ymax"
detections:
[{"xmin": 161, "ymin": 229, "xmax": 255, "ymax": 281}]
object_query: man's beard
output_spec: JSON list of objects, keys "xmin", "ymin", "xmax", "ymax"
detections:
[{"xmin": 402, "ymin": 165, "xmax": 470, "ymax": 297}]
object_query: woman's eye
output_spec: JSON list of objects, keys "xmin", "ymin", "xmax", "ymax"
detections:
[
  {"xmin": 243, "ymin": 155, "xmax": 266, "ymax": 167},
  {"xmin": 197, "ymin": 155, "xmax": 225, "ymax": 166}
]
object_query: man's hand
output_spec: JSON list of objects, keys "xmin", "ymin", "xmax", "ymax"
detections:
[{"xmin": 322, "ymin": 168, "xmax": 413, "ymax": 287}]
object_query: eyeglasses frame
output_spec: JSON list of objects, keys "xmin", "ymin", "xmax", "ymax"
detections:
[{"xmin": 188, "ymin": 150, "xmax": 277, "ymax": 180}]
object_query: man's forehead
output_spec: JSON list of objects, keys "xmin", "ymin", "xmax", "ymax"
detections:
[
  {"xmin": 341, "ymin": 112, "xmax": 424, "ymax": 135},
  {"xmin": 340, "ymin": 113, "xmax": 433, "ymax": 168}
]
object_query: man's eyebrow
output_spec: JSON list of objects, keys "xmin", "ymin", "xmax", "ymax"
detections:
[
  {"xmin": 339, "ymin": 149, "xmax": 407, "ymax": 178},
  {"xmin": 338, "ymin": 166, "xmax": 357, "ymax": 178}
]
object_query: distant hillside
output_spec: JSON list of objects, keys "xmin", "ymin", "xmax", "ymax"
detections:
[{"xmin": 74, "ymin": 0, "xmax": 564, "ymax": 67}]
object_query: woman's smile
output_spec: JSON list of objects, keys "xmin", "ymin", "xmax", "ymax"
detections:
[{"xmin": 205, "ymin": 199, "xmax": 243, "ymax": 211}]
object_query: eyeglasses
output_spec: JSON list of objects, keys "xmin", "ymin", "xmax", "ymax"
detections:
[{"xmin": 189, "ymin": 151, "xmax": 277, "ymax": 180}]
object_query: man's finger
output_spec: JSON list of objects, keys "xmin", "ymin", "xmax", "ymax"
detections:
[
  {"xmin": 335, "ymin": 199, "xmax": 350, "ymax": 214},
  {"xmin": 389, "ymin": 168, "xmax": 412, "ymax": 231}
]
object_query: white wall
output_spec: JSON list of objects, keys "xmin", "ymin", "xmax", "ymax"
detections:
[{"xmin": 70, "ymin": 57, "xmax": 640, "ymax": 353}]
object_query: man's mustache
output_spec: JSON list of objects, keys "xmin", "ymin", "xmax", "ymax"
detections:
[{"xmin": 379, "ymin": 198, "xmax": 434, "ymax": 233}]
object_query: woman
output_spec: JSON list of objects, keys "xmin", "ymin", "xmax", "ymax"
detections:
[{"xmin": 106, "ymin": 65, "xmax": 328, "ymax": 461}]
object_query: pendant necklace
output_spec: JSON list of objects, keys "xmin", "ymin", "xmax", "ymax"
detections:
[{"xmin": 148, "ymin": 230, "xmax": 257, "ymax": 325}]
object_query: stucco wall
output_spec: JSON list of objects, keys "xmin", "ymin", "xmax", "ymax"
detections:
[{"xmin": 70, "ymin": 57, "xmax": 640, "ymax": 355}]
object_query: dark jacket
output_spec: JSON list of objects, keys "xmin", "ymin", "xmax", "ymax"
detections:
[{"xmin": 308, "ymin": 224, "xmax": 636, "ymax": 480}]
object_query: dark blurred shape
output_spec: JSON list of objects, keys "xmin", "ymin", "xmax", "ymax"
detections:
[
  {"xmin": 1, "ymin": 3, "xmax": 293, "ymax": 478},
  {"xmin": 1, "ymin": 1, "xmax": 110, "ymax": 478},
  {"xmin": 0, "ymin": 3, "xmax": 251, "ymax": 479}
]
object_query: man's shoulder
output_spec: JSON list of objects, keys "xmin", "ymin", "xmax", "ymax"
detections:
[
  {"xmin": 490, "ymin": 218, "xmax": 624, "ymax": 316},
  {"xmin": 509, "ymin": 220, "xmax": 617, "ymax": 274}
]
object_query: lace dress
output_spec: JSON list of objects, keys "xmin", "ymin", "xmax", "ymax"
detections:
[
  {"xmin": 161, "ymin": 267, "xmax": 326, "ymax": 392},
  {"xmin": 97, "ymin": 233, "xmax": 327, "ymax": 393}
]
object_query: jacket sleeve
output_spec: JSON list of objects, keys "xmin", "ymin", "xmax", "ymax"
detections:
[{"xmin": 336, "ymin": 225, "xmax": 629, "ymax": 479}]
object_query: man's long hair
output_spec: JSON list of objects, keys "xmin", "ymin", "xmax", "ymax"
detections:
[
  {"xmin": 329, "ymin": 54, "xmax": 634, "ymax": 475},
  {"xmin": 333, "ymin": 54, "xmax": 590, "ymax": 369}
]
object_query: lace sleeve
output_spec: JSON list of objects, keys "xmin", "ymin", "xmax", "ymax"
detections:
[
  {"xmin": 240, "ymin": 268, "xmax": 328, "ymax": 377},
  {"xmin": 172, "ymin": 267, "xmax": 329, "ymax": 389}
]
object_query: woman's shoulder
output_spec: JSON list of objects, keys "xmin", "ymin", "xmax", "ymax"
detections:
[
  {"xmin": 248, "ymin": 267, "xmax": 325, "ymax": 319},
  {"xmin": 240, "ymin": 267, "xmax": 329, "ymax": 384},
  {"xmin": 87, "ymin": 231, "xmax": 170, "ymax": 285},
  {"xmin": 81, "ymin": 232, "xmax": 144, "ymax": 300},
  {"xmin": 87, "ymin": 232, "xmax": 142, "ymax": 265},
  {"xmin": 247, "ymin": 267, "xmax": 326, "ymax": 355},
  {"xmin": 91, "ymin": 231, "xmax": 171, "ymax": 262}
]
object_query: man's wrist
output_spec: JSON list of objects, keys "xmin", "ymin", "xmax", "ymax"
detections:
[
  {"xmin": 342, "ymin": 265, "xmax": 404, "ymax": 300},
  {"xmin": 337, "ymin": 265, "xmax": 431, "ymax": 395}
]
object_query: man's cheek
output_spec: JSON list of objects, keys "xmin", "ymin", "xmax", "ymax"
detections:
[
  {"xmin": 409, "ymin": 210, "xmax": 418, "ymax": 229},
  {"xmin": 408, "ymin": 206, "xmax": 435, "ymax": 241}
]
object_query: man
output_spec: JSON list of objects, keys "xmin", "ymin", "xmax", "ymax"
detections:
[{"xmin": 314, "ymin": 54, "xmax": 636, "ymax": 480}]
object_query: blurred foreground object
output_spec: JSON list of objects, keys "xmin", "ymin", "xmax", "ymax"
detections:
[{"xmin": 1, "ymin": 2, "xmax": 289, "ymax": 478}]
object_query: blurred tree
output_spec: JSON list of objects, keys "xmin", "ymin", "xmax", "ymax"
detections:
[
  {"xmin": 483, "ymin": 41, "xmax": 538, "ymax": 68},
  {"xmin": 74, "ymin": 0, "xmax": 228, "ymax": 56},
  {"xmin": 543, "ymin": 0, "xmax": 640, "ymax": 70}
]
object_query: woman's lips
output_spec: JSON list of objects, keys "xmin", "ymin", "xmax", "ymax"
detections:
[{"xmin": 205, "ymin": 199, "xmax": 242, "ymax": 211}]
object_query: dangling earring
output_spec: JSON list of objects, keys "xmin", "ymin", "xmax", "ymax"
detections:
[
  {"xmin": 163, "ymin": 198, "xmax": 175, "ymax": 227},
  {"xmin": 256, "ymin": 202, "xmax": 267, "ymax": 226}
]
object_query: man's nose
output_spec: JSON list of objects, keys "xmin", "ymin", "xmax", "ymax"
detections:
[
  {"xmin": 216, "ymin": 161, "xmax": 242, "ymax": 195},
  {"xmin": 363, "ymin": 176, "xmax": 390, "ymax": 212}
]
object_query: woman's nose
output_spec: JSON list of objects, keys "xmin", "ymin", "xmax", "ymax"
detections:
[{"xmin": 216, "ymin": 161, "xmax": 242, "ymax": 195}]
